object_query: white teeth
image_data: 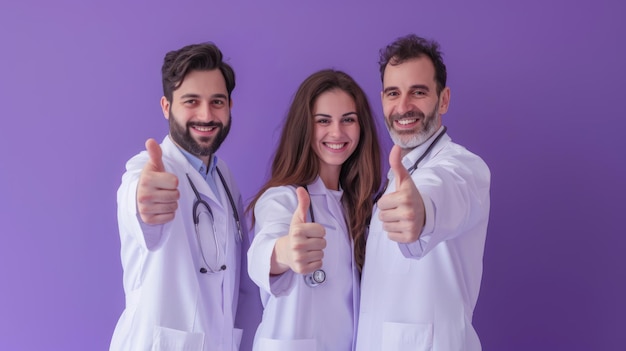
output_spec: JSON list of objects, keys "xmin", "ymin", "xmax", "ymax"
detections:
[
  {"xmin": 397, "ymin": 118, "xmax": 417, "ymax": 125},
  {"xmin": 194, "ymin": 126, "xmax": 215, "ymax": 132},
  {"xmin": 325, "ymin": 143, "xmax": 346, "ymax": 150}
]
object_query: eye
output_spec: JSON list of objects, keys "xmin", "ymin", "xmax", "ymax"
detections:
[
  {"xmin": 184, "ymin": 99, "xmax": 198, "ymax": 105},
  {"xmin": 342, "ymin": 116, "xmax": 357, "ymax": 124},
  {"xmin": 315, "ymin": 118, "xmax": 331, "ymax": 125},
  {"xmin": 386, "ymin": 91, "xmax": 399, "ymax": 97},
  {"xmin": 211, "ymin": 99, "xmax": 226, "ymax": 109}
]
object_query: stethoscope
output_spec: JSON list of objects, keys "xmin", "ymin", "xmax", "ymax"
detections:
[
  {"xmin": 186, "ymin": 167, "xmax": 243, "ymax": 274},
  {"xmin": 375, "ymin": 126, "xmax": 448, "ymax": 203},
  {"xmin": 302, "ymin": 185, "xmax": 327, "ymax": 288}
]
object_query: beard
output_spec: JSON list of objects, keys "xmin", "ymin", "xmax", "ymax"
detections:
[
  {"xmin": 385, "ymin": 103, "xmax": 439, "ymax": 149},
  {"xmin": 168, "ymin": 109, "xmax": 231, "ymax": 158}
]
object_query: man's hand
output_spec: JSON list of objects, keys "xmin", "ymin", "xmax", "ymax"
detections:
[
  {"xmin": 272, "ymin": 187, "xmax": 326, "ymax": 275},
  {"xmin": 136, "ymin": 138, "xmax": 180, "ymax": 225},
  {"xmin": 377, "ymin": 145, "xmax": 426, "ymax": 243}
]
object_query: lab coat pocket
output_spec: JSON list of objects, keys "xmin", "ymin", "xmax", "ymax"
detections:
[
  {"xmin": 151, "ymin": 326, "xmax": 204, "ymax": 351},
  {"xmin": 257, "ymin": 337, "xmax": 317, "ymax": 351},
  {"xmin": 381, "ymin": 322, "xmax": 433, "ymax": 351}
]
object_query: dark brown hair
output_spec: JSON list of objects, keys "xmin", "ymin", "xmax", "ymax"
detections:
[
  {"xmin": 248, "ymin": 69, "xmax": 382, "ymax": 272},
  {"xmin": 161, "ymin": 42, "xmax": 235, "ymax": 102},
  {"xmin": 379, "ymin": 34, "xmax": 447, "ymax": 95}
]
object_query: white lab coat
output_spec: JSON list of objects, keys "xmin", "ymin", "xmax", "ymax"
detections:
[
  {"xmin": 356, "ymin": 130, "xmax": 491, "ymax": 351},
  {"xmin": 110, "ymin": 136, "xmax": 246, "ymax": 351},
  {"xmin": 248, "ymin": 177, "xmax": 359, "ymax": 351}
]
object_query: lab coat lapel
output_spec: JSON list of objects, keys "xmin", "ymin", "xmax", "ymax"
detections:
[
  {"xmin": 304, "ymin": 178, "xmax": 326, "ymax": 223},
  {"xmin": 308, "ymin": 177, "xmax": 348, "ymax": 237},
  {"xmin": 416, "ymin": 133, "xmax": 450, "ymax": 167}
]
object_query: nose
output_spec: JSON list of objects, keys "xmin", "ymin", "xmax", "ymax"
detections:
[
  {"xmin": 196, "ymin": 102, "xmax": 215, "ymax": 122},
  {"xmin": 396, "ymin": 94, "xmax": 413, "ymax": 115},
  {"xmin": 328, "ymin": 120, "xmax": 342, "ymax": 137}
]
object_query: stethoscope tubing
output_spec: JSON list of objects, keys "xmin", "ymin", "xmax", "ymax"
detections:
[
  {"xmin": 186, "ymin": 166, "xmax": 243, "ymax": 274},
  {"xmin": 302, "ymin": 185, "xmax": 326, "ymax": 288}
]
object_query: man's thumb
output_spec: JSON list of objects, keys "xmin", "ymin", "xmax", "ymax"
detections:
[
  {"xmin": 389, "ymin": 145, "xmax": 410, "ymax": 189},
  {"xmin": 145, "ymin": 138, "xmax": 165, "ymax": 172},
  {"xmin": 291, "ymin": 187, "xmax": 310, "ymax": 226}
]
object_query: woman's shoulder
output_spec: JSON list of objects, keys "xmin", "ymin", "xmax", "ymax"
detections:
[{"xmin": 258, "ymin": 185, "xmax": 299, "ymax": 202}]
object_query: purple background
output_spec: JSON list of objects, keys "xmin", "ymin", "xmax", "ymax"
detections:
[{"xmin": 1, "ymin": 0, "xmax": 624, "ymax": 350}]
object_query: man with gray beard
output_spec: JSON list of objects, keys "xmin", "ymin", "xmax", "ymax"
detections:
[{"xmin": 356, "ymin": 34, "xmax": 491, "ymax": 351}]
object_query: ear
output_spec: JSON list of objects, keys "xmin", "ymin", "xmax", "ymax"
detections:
[
  {"xmin": 438, "ymin": 87, "xmax": 451, "ymax": 115},
  {"xmin": 160, "ymin": 96, "xmax": 170, "ymax": 120}
]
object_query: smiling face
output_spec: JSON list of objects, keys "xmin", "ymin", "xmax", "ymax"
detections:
[
  {"xmin": 382, "ymin": 56, "xmax": 450, "ymax": 150},
  {"xmin": 312, "ymin": 89, "xmax": 360, "ymax": 189},
  {"xmin": 161, "ymin": 69, "xmax": 232, "ymax": 164}
]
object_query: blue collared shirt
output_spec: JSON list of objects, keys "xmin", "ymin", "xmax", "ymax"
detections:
[{"xmin": 177, "ymin": 147, "xmax": 220, "ymax": 197}]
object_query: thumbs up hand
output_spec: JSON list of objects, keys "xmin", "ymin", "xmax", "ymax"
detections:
[
  {"xmin": 136, "ymin": 138, "xmax": 180, "ymax": 225},
  {"xmin": 377, "ymin": 145, "xmax": 426, "ymax": 243},
  {"xmin": 271, "ymin": 187, "xmax": 326, "ymax": 275}
]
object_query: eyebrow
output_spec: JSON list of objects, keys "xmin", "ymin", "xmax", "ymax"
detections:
[
  {"xmin": 383, "ymin": 84, "xmax": 430, "ymax": 94},
  {"xmin": 314, "ymin": 112, "xmax": 358, "ymax": 118},
  {"xmin": 179, "ymin": 93, "xmax": 228, "ymax": 100}
]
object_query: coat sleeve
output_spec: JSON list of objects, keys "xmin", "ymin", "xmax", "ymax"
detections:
[
  {"xmin": 247, "ymin": 186, "xmax": 299, "ymax": 297},
  {"xmin": 398, "ymin": 147, "xmax": 491, "ymax": 259}
]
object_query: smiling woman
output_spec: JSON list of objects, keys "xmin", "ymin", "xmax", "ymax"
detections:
[
  {"xmin": 312, "ymin": 89, "xmax": 360, "ymax": 190},
  {"xmin": 246, "ymin": 69, "xmax": 382, "ymax": 351}
]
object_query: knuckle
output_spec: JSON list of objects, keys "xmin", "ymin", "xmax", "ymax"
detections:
[
  {"xmin": 291, "ymin": 240, "xmax": 305, "ymax": 250},
  {"xmin": 290, "ymin": 226, "xmax": 303, "ymax": 237},
  {"xmin": 292, "ymin": 253, "xmax": 305, "ymax": 264},
  {"xmin": 136, "ymin": 194, "xmax": 151, "ymax": 205},
  {"xmin": 166, "ymin": 202, "xmax": 178, "ymax": 212},
  {"xmin": 405, "ymin": 210, "xmax": 416, "ymax": 221},
  {"xmin": 140, "ymin": 171, "xmax": 154, "ymax": 184}
]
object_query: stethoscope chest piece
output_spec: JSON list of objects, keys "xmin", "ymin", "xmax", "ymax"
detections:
[{"xmin": 305, "ymin": 269, "xmax": 326, "ymax": 287}]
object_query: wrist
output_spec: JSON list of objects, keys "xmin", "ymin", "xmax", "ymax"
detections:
[{"xmin": 270, "ymin": 236, "xmax": 290, "ymax": 275}]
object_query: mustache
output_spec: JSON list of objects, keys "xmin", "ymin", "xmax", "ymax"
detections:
[{"xmin": 390, "ymin": 110, "xmax": 425, "ymax": 121}]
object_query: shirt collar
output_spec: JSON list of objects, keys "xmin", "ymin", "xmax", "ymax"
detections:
[{"xmin": 176, "ymin": 146, "xmax": 217, "ymax": 178}]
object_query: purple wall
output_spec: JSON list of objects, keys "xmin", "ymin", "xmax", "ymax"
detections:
[{"xmin": 1, "ymin": 0, "xmax": 624, "ymax": 349}]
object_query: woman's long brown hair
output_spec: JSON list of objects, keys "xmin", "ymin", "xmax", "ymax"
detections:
[{"xmin": 247, "ymin": 69, "xmax": 382, "ymax": 272}]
